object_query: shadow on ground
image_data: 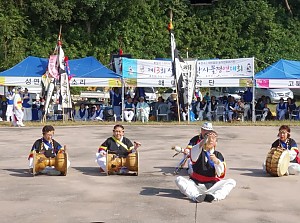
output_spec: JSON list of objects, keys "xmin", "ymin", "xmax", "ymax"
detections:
[
  {"xmin": 3, "ymin": 168, "xmax": 32, "ymax": 177},
  {"xmin": 230, "ymin": 167, "xmax": 270, "ymax": 177}
]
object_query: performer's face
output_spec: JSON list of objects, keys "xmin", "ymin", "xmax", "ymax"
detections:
[
  {"xmin": 279, "ymin": 130, "xmax": 288, "ymax": 141},
  {"xmin": 113, "ymin": 127, "xmax": 124, "ymax": 140},
  {"xmin": 206, "ymin": 134, "xmax": 217, "ymax": 150},
  {"xmin": 43, "ymin": 131, "xmax": 54, "ymax": 141}
]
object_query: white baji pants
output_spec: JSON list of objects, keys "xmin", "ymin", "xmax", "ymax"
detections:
[
  {"xmin": 96, "ymin": 153, "xmax": 107, "ymax": 172},
  {"xmin": 175, "ymin": 176, "xmax": 236, "ymax": 202},
  {"xmin": 124, "ymin": 110, "xmax": 135, "ymax": 122}
]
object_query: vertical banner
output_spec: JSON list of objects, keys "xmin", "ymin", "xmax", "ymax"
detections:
[
  {"xmin": 60, "ymin": 72, "xmax": 72, "ymax": 109},
  {"xmin": 181, "ymin": 60, "xmax": 197, "ymax": 105}
]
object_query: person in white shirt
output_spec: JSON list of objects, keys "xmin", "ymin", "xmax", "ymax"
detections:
[
  {"xmin": 90, "ymin": 105, "xmax": 103, "ymax": 121},
  {"xmin": 74, "ymin": 103, "xmax": 88, "ymax": 121},
  {"xmin": 124, "ymin": 97, "xmax": 135, "ymax": 122}
]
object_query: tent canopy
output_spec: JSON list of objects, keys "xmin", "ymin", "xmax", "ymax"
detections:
[
  {"xmin": 68, "ymin": 56, "xmax": 121, "ymax": 78},
  {"xmin": 255, "ymin": 59, "xmax": 300, "ymax": 79},
  {"xmin": 0, "ymin": 56, "xmax": 48, "ymax": 77},
  {"xmin": 0, "ymin": 56, "xmax": 120, "ymax": 78}
]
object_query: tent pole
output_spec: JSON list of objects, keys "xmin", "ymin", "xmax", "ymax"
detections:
[{"xmin": 252, "ymin": 57, "xmax": 256, "ymax": 122}]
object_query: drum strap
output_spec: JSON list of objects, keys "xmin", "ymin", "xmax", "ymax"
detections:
[{"xmin": 112, "ymin": 136, "xmax": 129, "ymax": 150}]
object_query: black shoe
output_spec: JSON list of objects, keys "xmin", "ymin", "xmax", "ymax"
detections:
[
  {"xmin": 195, "ymin": 194, "xmax": 206, "ymax": 203},
  {"xmin": 204, "ymin": 194, "xmax": 215, "ymax": 203}
]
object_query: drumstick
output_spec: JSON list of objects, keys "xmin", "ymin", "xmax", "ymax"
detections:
[{"xmin": 134, "ymin": 141, "xmax": 141, "ymax": 146}]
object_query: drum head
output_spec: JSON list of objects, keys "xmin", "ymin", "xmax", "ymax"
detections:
[
  {"xmin": 106, "ymin": 153, "xmax": 109, "ymax": 176},
  {"xmin": 136, "ymin": 151, "xmax": 139, "ymax": 176},
  {"xmin": 60, "ymin": 152, "xmax": 68, "ymax": 176},
  {"xmin": 277, "ymin": 150, "xmax": 290, "ymax": 176},
  {"xmin": 32, "ymin": 151, "xmax": 37, "ymax": 176}
]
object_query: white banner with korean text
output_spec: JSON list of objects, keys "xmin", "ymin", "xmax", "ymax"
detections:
[
  {"xmin": 122, "ymin": 58, "xmax": 174, "ymax": 87},
  {"xmin": 197, "ymin": 58, "xmax": 254, "ymax": 79}
]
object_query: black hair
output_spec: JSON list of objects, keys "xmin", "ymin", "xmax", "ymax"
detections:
[
  {"xmin": 42, "ymin": 125, "xmax": 55, "ymax": 134},
  {"xmin": 113, "ymin": 124, "xmax": 124, "ymax": 130}
]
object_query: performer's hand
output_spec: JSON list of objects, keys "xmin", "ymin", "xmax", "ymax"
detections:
[
  {"xmin": 99, "ymin": 150, "xmax": 107, "ymax": 156},
  {"xmin": 183, "ymin": 148, "xmax": 190, "ymax": 155},
  {"xmin": 134, "ymin": 141, "xmax": 141, "ymax": 149},
  {"xmin": 210, "ymin": 154, "xmax": 220, "ymax": 164}
]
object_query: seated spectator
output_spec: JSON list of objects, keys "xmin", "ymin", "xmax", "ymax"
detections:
[
  {"xmin": 206, "ymin": 96, "xmax": 218, "ymax": 121},
  {"xmin": 90, "ymin": 105, "xmax": 103, "ymax": 121},
  {"xmin": 196, "ymin": 98, "xmax": 207, "ymax": 121},
  {"xmin": 261, "ymin": 103, "xmax": 273, "ymax": 121},
  {"xmin": 226, "ymin": 96, "xmax": 236, "ymax": 122},
  {"xmin": 74, "ymin": 103, "xmax": 88, "ymax": 121},
  {"xmin": 124, "ymin": 97, "xmax": 135, "ymax": 122},
  {"xmin": 154, "ymin": 96, "xmax": 165, "ymax": 119},
  {"xmin": 276, "ymin": 98, "xmax": 287, "ymax": 120},
  {"xmin": 136, "ymin": 97, "xmax": 150, "ymax": 123},
  {"xmin": 287, "ymin": 98, "xmax": 297, "ymax": 119},
  {"xmin": 233, "ymin": 99, "xmax": 245, "ymax": 121},
  {"xmin": 192, "ymin": 97, "xmax": 201, "ymax": 120},
  {"xmin": 167, "ymin": 94, "xmax": 179, "ymax": 121},
  {"xmin": 89, "ymin": 105, "xmax": 96, "ymax": 119}
]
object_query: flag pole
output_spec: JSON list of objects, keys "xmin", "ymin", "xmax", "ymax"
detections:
[{"xmin": 169, "ymin": 9, "xmax": 181, "ymax": 123}]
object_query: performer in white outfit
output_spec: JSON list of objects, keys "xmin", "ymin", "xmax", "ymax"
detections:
[
  {"xmin": 96, "ymin": 124, "xmax": 141, "ymax": 173},
  {"xmin": 175, "ymin": 131, "xmax": 236, "ymax": 203},
  {"xmin": 5, "ymin": 86, "xmax": 15, "ymax": 122},
  {"xmin": 12, "ymin": 87, "xmax": 25, "ymax": 127},
  {"xmin": 28, "ymin": 125, "xmax": 70, "ymax": 175},
  {"xmin": 263, "ymin": 125, "xmax": 300, "ymax": 175}
]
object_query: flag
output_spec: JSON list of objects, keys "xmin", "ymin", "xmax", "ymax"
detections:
[{"xmin": 169, "ymin": 13, "xmax": 186, "ymax": 119}]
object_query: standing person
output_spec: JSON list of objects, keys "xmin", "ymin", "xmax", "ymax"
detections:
[
  {"xmin": 28, "ymin": 125, "xmax": 70, "ymax": 175},
  {"xmin": 22, "ymin": 88, "xmax": 32, "ymax": 121},
  {"xmin": 5, "ymin": 86, "xmax": 15, "ymax": 122},
  {"xmin": 1, "ymin": 95, "xmax": 7, "ymax": 121},
  {"xmin": 110, "ymin": 87, "xmax": 122, "ymax": 121},
  {"xmin": 269, "ymin": 125, "xmax": 300, "ymax": 175},
  {"xmin": 12, "ymin": 87, "xmax": 25, "ymax": 127},
  {"xmin": 95, "ymin": 124, "xmax": 141, "ymax": 173},
  {"xmin": 175, "ymin": 131, "xmax": 236, "ymax": 203}
]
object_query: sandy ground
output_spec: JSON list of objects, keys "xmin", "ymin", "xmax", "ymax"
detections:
[{"xmin": 0, "ymin": 125, "xmax": 299, "ymax": 223}]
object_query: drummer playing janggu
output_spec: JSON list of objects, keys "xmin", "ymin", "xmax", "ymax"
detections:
[
  {"xmin": 96, "ymin": 124, "xmax": 141, "ymax": 173},
  {"xmin": 270, "ymin": 125, "xmax": 300, "ymax": 175},
  {"xmin": 28, "ymin": 125, "xmax": 70, "ymax": 175}
]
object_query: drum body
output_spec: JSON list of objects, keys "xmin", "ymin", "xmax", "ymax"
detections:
[
  {"xmin": 106, "ymin": 152, "xmax": 139, "ymax": 175},
  {"xmin": 32, "ymin": 150, "xmax": 68, "ymax": 176},
  {"xmin": 265, "ymin": 147, "xmax": 290, "ymax": 177},
  {"xmin": 55, "ymin": 152, "xmax": 68, "ymax": 176}
]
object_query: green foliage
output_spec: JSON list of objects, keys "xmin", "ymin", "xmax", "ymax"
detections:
[{"xmin": 1, "ymin": 0, "xmax": 300, "ymax": 73}]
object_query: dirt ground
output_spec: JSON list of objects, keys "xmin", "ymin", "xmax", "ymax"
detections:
[{"xmin": 0, "ymin": 125, "xmax": 299, "ymax": 223}]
